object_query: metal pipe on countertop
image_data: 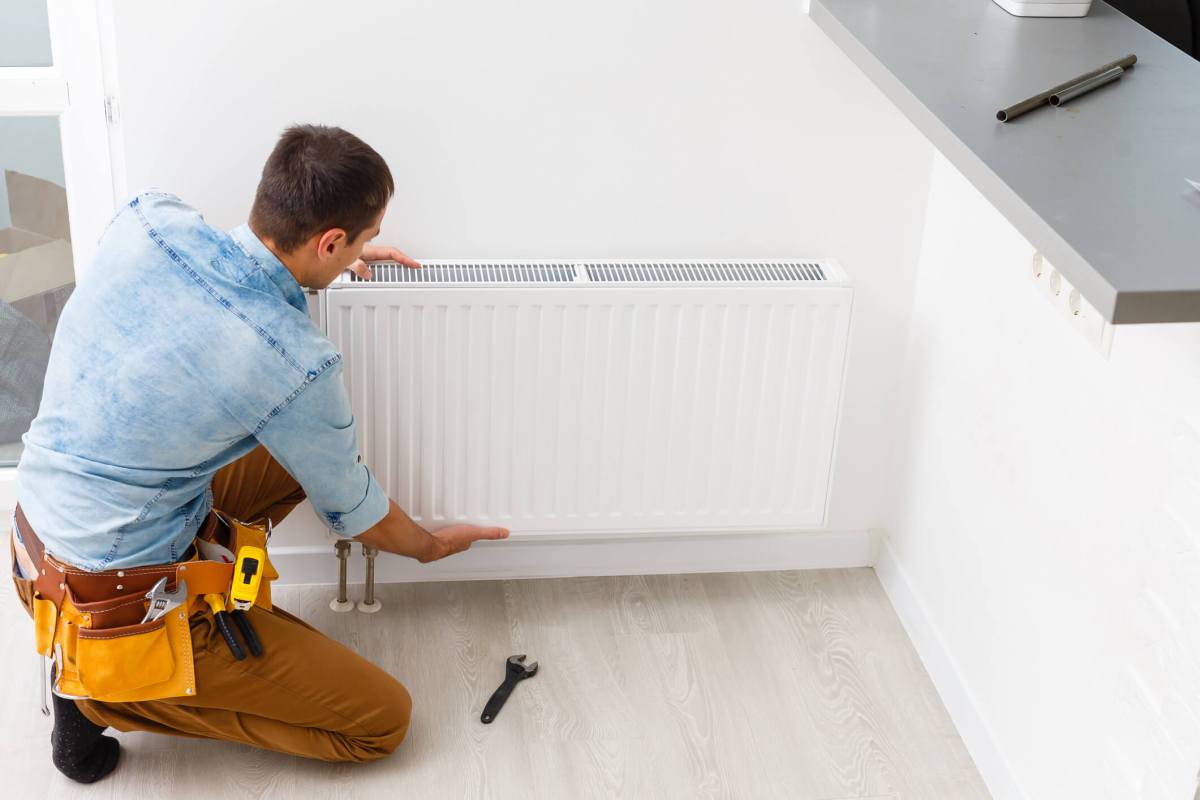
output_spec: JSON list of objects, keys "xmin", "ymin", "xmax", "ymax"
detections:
[
  {"xmin": 1049, "ymin": 65, "xmax": 1125, "ymax": 106},
  {"xmin": 996, "ymin": 54, "xmax": 1137, "ymax": 122}
]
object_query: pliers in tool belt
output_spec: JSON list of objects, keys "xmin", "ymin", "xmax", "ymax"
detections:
[
  {"xmin": 205, "ymin": 546, "xmax": 267, "ymax": 660},
  {"xmin": 204, "ymin": 593, "xmax": 261, "ymax": 660}
]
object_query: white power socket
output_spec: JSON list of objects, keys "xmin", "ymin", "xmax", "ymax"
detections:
[{"xmin": 1030, "ymin": 251, "xmax": 1114, "ymax": 357}]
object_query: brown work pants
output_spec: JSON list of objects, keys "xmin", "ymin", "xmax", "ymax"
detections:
[{"xmin": 13, "ymin": 444, "xmax": 412, "ymax": 763}]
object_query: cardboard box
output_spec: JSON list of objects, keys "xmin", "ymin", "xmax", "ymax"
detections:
[{"xmin": 0, "ymin": 170, "xmax": 74, "ymax": 339}]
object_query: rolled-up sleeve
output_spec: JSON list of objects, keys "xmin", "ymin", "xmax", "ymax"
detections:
[{"xmin": 253, "ymin": 360, "xmax": 388, "ymax": 538}]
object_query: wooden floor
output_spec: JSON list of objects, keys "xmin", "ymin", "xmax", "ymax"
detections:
[{"xmin": 1, "ymin": 568, "xmax": 989, "ymax": 799}]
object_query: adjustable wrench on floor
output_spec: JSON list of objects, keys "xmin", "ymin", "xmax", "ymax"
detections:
[{"xmin": 480, "ymin": 654, "xmax": 539, "ymax": 724}]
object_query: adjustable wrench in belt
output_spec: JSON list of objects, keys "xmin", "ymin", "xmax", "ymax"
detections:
[{"xmin": 141, "ymin": 577, "xmax": 189, "ymax": 624}]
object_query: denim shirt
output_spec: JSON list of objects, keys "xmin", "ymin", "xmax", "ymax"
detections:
[{"xmin": 14, "ymin": 192, "xmax": 388, "ymax": 571}]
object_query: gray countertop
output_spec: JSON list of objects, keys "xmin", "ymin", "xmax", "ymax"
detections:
[{"xmin": 811, "ymin": 0, "xmax": 1200, "ymax": 324}]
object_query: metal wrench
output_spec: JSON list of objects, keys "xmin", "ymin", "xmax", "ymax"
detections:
[
  {"xmin": 480, "ymin": 654, "xmax": 539, "ymax": 724},
  {"xmin": 141, "ymin": 576, "xmax": 189, "ymax": 624}
]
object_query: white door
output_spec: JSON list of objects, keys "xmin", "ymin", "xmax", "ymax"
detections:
[{"xmin": 0, "ymin": 0, "xmax": 115, "ymax": 509}]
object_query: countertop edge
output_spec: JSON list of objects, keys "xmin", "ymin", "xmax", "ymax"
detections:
[{"xmin": 810, "ymin": 0, "xmax": 1141, "ymax": 323}]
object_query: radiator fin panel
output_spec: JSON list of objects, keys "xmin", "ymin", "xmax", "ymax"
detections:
[{"xmin": 326, "ymin": 285, "xmax": 852, "ymax": 532}]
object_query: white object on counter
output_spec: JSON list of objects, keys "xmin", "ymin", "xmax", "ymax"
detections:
[{"xmin": 992, "ymin": 0, "xmax": 1093, "ymax": 17}]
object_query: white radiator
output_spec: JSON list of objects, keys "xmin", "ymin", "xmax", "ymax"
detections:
[{"xmin": 320, "ymin": 260, "xmax": 852, "ymax": 534}]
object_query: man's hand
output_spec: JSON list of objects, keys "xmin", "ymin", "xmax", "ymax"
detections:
[
  {"xmin": 420, "ymin": 524, "xmax": 510, "ymax": 563},
  {"xmin": 355, "ymin": 501, "xmax": 509, "ymax": 563},
  {"xmin": 350, "ymin": 245, "xmax": 422, "ymax": 281}
]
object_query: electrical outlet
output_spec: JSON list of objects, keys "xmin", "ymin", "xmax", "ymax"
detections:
[{"xmin": 1030, "ymin": 251, "xmax": 1113, "ymax": 357}]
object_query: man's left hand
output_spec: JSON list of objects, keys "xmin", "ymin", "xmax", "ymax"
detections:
[{"xmin": 351, "ymin": 246, "xmax": 422, "ymax": 281}]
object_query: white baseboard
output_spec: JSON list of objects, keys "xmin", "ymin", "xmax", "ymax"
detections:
[
  {"xmin": 874, "ymin": 539, "xmax": 1026, "ymax": 800},
  {"xmin": 3, "ymin": 490, "xmax": 877, "ymax": 584},
  {"xmin": 270, "ymin": 528, "xmax": 881, "ymax": 586}
]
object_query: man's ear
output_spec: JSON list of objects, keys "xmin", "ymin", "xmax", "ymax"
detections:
[{"xmin": 316, "ymin": 228, "xmax": 347, "ymax": 259}]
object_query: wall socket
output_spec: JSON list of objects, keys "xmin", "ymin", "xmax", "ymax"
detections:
[{"xmin": 1030, "ymin": 251, "xmax": 1114, "ymax": 357}]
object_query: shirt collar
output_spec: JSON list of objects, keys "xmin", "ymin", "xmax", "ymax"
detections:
[{"xmin": 229, "ymin": 223, "xmax": 309, "ymax": 314}]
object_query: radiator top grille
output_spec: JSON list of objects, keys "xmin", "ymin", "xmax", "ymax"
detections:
[
  {"xmin": 335, "ymin": 260, "xmax": 843, "ymax": 287},
  {"xmin": 353, "ymin": 262, "xmax": 577, "ymax": 284},
  {"xmin": 586, "ymin": 262, "xmax": 826, "ymax": 283}
]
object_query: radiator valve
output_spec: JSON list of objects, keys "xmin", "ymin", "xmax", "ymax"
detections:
[
  {"xmin": 358, "ymin": 544, "xmax": 382, "ymax": 613},
  {"xmin": 330, "ymin": 539, "xmax": 355, "ymax": 612}
]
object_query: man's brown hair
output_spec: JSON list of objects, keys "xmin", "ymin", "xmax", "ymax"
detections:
[{"xmin": 250, "ymin": 124, "xmax": 394, "ymax": 253}]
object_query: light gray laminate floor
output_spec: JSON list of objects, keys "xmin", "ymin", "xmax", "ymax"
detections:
[{"xmin": 1, "ymin": 568, "xmax": 989, "ymax": 799}]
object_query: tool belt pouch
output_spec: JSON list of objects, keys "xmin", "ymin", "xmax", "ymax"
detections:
[
  {"xmin": 22, "ymin": 509, "xmax": 270, "ymax": 702},
  {"xmin": 218, "ymin": 514, "xmax": 279, "ymax": 611},
  {"xmin": 48, "ymin": 588, "xmax": 196, "ymax": 702}
]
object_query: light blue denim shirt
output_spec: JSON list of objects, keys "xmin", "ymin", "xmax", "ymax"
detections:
[{"xmin": 15, "ymin": 192, "xmax": 388, "ymax": 571}]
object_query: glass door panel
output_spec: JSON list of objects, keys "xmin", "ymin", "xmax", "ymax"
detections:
[
  {"xmin": 0, "ymin": 115, "xmax": 71, "ymax": 466},
  {"xmin": 0, "ymin": 0, "xmax": 53, "ymax": 67}
]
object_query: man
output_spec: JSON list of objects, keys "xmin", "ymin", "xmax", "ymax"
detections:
[{"xmin": 10, "ymin": 124, "xmax": 508, "ymax": 783}]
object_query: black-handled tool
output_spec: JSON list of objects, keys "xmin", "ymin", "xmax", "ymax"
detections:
[
  {"xmin": 231, "ymin": 609, "xmax": 263, "ymax": 657},
  {"xmin": 480, "ymin": 654, "xmax": 538, "ymax": 724},
  {"xmin": 205, "ymin": 594, "xmax": 246, "ymax": 661}
]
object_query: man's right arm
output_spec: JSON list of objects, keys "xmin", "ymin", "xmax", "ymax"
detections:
[{"xmin": 354, "ymin": 500, "xmax": 509, "ymax": 562}]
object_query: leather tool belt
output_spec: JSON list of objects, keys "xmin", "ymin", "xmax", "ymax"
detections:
[{"xmin": 15, "ymin": 504, "xmax": 278, "ymax": 703}]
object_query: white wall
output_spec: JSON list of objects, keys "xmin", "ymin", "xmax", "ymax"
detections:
[
  {"xmin": 885, "ymin": 153, "xmax": 1200, "ymax": 800},
  {"xmin": 107, "ymin": 0, "xmax": 933, "ymax": 547}
]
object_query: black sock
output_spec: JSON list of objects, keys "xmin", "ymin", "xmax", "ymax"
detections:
[{"xmin": 50, "ymin": 692, "xmax": 120, "ymax": 784}]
